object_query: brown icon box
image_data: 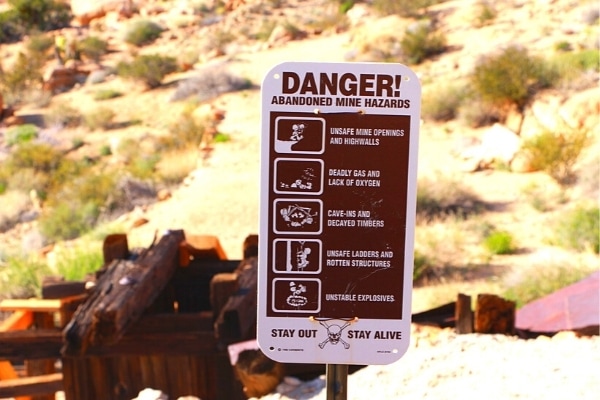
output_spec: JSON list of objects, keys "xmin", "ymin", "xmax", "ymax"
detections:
[
  {"xmin": 273, "ymin": 199, "xmax": 323, "ymax": 234},
  {"xmin": 271, "ymin": 278, "xmax": 321, "ymax": 313},
  {"xmin": 274, "ymin": 158, "xmax": 323, "ymax": 195},
  {"xmin": 273, "ymin": 239, "xmax": 322, "ymax": 274},
  {"xmin": 274, "ymin": 117, "xmax": 325, "ymax": 154}
]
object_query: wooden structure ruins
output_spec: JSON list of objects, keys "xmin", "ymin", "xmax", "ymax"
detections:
[{"xmin": 0, "ymin": 230, "xmax": 260, "ymax": 400}]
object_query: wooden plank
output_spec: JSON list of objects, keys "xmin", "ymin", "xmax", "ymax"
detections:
[
  {"xmin": 0, "ymin": 299, "xmax": 63, "ymax": 313},
  {"xmin": 0, "ymin": 295, "xmax": 86, "ymax": 313},
  {"xmin": 0, "ymin": 330, "xmax": 62, "ymax": 362},
  {"xmin": 0, "ymin": 373, "xmax": 63, "ymax": 398},
  {"xmin": 62, "ymin": 230, "xmax": 186, "ymax": 355},
  {"xmin": 26, "ymin": 313, "xmax": 56, "ymax": 400}
]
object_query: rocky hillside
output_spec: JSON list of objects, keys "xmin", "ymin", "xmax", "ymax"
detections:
[{"xmin": 0, "ymin": 0, "xmax": 598, "ymax": 299}]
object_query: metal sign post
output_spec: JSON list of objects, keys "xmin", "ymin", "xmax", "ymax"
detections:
[
  {"xmin": 326, "ymin": 364, "xmax": 348, "ymax": 400},
  {"xmin": 258, "ymin": 62, "xmax": 421, "ymax": 370}
]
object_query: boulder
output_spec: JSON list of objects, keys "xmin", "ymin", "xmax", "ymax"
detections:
[
  {"xmin": 71, "ymin": 0, "xmax": 135, "ymax": 25},
  {"xmin": 560, "ymin": 87, "xmax": 600, "ymax": 133}
]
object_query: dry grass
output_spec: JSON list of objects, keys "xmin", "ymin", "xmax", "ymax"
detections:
[{"xmin": 156, "ymin": 146, "xmax": 200, "ymax": 184}]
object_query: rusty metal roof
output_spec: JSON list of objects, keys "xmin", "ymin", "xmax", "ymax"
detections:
[{"xmin": 516, "ymin": 270, "xmax": 600, "ymax": 333}]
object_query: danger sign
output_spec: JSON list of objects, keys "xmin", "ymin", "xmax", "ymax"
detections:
[{"xmin": 258, "ymin": 62, "xmax": 420, "ymax": 365}]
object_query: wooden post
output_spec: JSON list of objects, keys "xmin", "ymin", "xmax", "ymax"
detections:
[{"xmin": 455, "ymin": 293, "xmax": 473, "ymax": 334}]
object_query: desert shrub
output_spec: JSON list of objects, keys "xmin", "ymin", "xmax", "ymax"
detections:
[
  {"xmin": 474, "ymin": 1, "xmax": 496, "ymax": 27},
  {"xmin": 521, "ymin": 126, "xmax": 590, "ymax": 186},
  {"xmin": 160, "ymin": 109, "xmax": 207, "ymax": 150},
  {"xmin": 422, "ymin": 83, "xmax": 466, "ymax": 121},
  {"xmin": 171, "ymin": 68, "xmax": 252, "ymax": 102},
  {"xmin": 0, "ymin": 190, "xmax": 31, "ymax": 232},
  {"xmin": 400, "ymin": 22, "xmax": 446, "ymax": 65},
  {"xmin": 78, "ymin": 36, "xmax": 109, "ymax": 63},
  {"xmin": 39, "ymin": 201, "xmax": 100, "ymax": 241},
  {"xmin": 5, "ymin": 167, "xmax": 49, "ymax": 195},
  {"xmin": 8, "ymin": 0, "xmax": 71, "ymax": 32},
  {"xmin": 470, "ymin": 46, "xmax": 555, "ymax": 114},
  {"xmin": 45, "ymin": 101, "xmax": 83, "ymax": 127},
  {"xmin": 116, "ymin": 54, "xmax": 178, "ymax": 88},
  {"xmin": 6, "ymin": 124, "xmax": 38, "ymax": 146},
  {"xmin": 551, "ymin": 49, "xmax": 599, "ymax": 88},
  {"xmin": 213, "ymin": 132, "xmax": 230, "ymax": 143},
  {"xmin": 26, "ymin": 33, "xmax": 54, "ymax": 54},
  {"xmin": 84, "ymin": 107, "xmax": 116, "ymax": 130},
  {"xmin": 123, "ymin": 19, "xmax": 163, "ymax": 46},
  {"xmin": 6, "ymin": 142, "xmax": 61, "ymax": 173},
  {"xmin": 0, "ymin": 255, "xmax": 51, "ymax": 298},
  {"xmin": 504, "ymin": 262, "xmax": 597, "ymax": 308},
  {"xmin": 0, "ymin": 51, "xmax": 45, "ymax": 104},
  {"xmin": 372, "ymin": 0, "xmax": 441, "ymax": 17},
  {"xmin": 52, "ymin": 242, "xmax": 104, "ymax": 281},
  {"xmin": 554, "ymin": 41, "xmax": 572, "ymax": 52},
  {"xmin": 483, "ymin": 230, "xmax": 516, "ymax": 255},
  {"xmin": 551, "ymin": 204, "xmax": 599, "ymax": 254},
  {"xmin": 40, "ymin": 172, "xmax": 117, "ymax": 240},
  {"xmin": 416, "ymin": 174, "xmax": 486, "ymax": 221},
  {"xmin": 156, "ymin": 147, "xmax": 198, "ymax": 184},
  {"xmin": 127, "ymin": 154, "xmax": 160, "ymax": 179},
  {"xmin": 0, "ymin": 9, "xmax": 23, "ymax": 43},
  {"xmin": 94, "ymin": 89, "xmax": 123, "ymax": 101}
]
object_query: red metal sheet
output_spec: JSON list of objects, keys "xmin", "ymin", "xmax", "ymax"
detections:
[{"xmin": 516, "ymin": 270, "xmax": 600, "ymax": 332}]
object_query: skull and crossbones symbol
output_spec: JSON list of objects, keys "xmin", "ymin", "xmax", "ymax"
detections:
[{"xmin": 318, "ymin": 320, "xmax": 351, "ymax": 349}]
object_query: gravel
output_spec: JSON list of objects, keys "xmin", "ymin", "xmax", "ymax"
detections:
[{"xmin": 256, "ymin": 326, "xmax": 600, "ymax": 400}]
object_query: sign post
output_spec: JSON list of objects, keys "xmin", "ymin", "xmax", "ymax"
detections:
[{"xmin": 258, "ymin": 62, "xmax": 421, "ymax": 370}]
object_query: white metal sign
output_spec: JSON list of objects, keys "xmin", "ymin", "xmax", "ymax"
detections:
[{"xmin": 258, "ymin": 62, "xmax": 421, "ymax": 365}]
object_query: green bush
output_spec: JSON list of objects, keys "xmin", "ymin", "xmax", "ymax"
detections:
[
  {"xmin": 484, "ymin": 230, "xmax": 516, "ymax": 255},
  {"xmin": 78, "ymin": 36, "xmax": 109, "ymax": 63},
  {"xmin": 0, "ymin": 255, "xmax": 51, "ymax": 298},
  {"xmin": 39, "ymin": 201, "xmax": 101, "ymax": 241},
  {"xmin": 470, "ymin": 46, "xmax": 555, "ymax": 113},
  {"xmin": 40, "ymin": 172, "xmax": 117, "ymax": 240},
  {"xmin": 123, "ymin": 19, "xmax": 163, "ymax": 46},
  {"xmin": 84, "ymin": 107, "xmax": 116, "ymax": 130},
  {"xmin": 372, "ymin": 0, "xmax": 440, "ymax": 17},
  {"xmin": 117, "ymin": 54, "xmax": 178, "ymax": 89},
  {"xmin": 94, "ymin": 89, "xmax": 123, "ymax": 101},
  {"xmin": 400, "ymin": 22, "xmax": 446, "ymax": 65},
  {"xmin": 0, "ymin": 51, "xmax": 45, "ymax": 104},
  {"xmin": 551, "ymin": 49, "xmax": 600, "ymax": 87},
  {"xmin": 6, "ymin": 124, "xmax": 38, "ymax": 146},
  {"xmin": 6, "ymin": 142, "xmax": 61, "ymax": 173},
  {"xmin": 8, "ymin": 0, "xmax": 71, "ymax": 32},
  {"xmin": 521, "ymin": 127, "xmax": 590, "ymax": 186},
  {"xmin": 552, "ymin": 205, "xmax": 599, "ymax": 254},
  {"xmin": 504, "ymin": 263, "xmax": 597, "ymax": 308},
  {"xmin": 474, "ymin": 1, "xmax": 496, "ymax": 27},
  {"xmin": 422, "ymin": 83, "xmax": 466, "ymax": 121},
  {"xmin": 0, "ymin": 9, "xmax": 23, "ymax": 43},
  {"xmin": 53, "ymin": 242, "xmax": 104, "ymax": 281},
  {"xmin": 26, "ymin": 33, "xmax": 54, "ymax": 54}
]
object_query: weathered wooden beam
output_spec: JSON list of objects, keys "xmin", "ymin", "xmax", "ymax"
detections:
[
  {"xmin": 455, "ymin": 293, "xmax": 473, "ymax": 334},
  {"xmin": 0, "ymin": 373, "xmax": 63, "ymax": 398},
  {"xmin": 0, "ymin": 330, "xmax": 62, "ymax": 362},
  {"xmin": 62, "ymin": 230, "xmax": 186, "ymax": 355}
]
